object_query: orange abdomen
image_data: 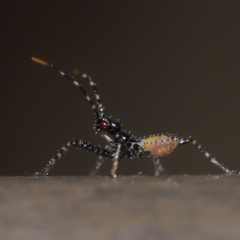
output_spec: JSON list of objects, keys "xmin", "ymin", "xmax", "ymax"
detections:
[{"xmin": 140, "ymin": 135, "xmax": 179, "ymax": 157}]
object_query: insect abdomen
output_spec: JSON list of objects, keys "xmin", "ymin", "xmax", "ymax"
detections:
[{"xmin": 140, "ymin": 135, "xmax": 179, "ymax": 157}]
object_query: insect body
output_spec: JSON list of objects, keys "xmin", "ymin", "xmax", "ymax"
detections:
[{"xmin": 32, "ymin": 57, "xmax": 237, "ymax": 177}]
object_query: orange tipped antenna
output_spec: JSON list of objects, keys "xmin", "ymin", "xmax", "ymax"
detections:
[
  {"xmin": 31, "ymin": 57, "xmax": 50, "ymax": 67},
  {"xmin": 31, "ymin": 57, "xmax": 101, "ymax": 109}
]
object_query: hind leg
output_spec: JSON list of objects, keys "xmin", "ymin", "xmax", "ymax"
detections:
[
  {"xmin": 179, "ymin": 136, "xmax": 238, "ymax": 175},
  {"xmin": 152, "ymin": 156, "xmax": 165, "ymax": 176}
]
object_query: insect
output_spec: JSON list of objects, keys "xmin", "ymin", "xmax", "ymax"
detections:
[{"xmin": 32, "ymin": 57, "xmax": 237, "ymax": 177}]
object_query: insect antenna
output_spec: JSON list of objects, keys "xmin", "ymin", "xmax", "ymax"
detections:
[
  {"xmin": 31, "ymin": 57, "xmax": 97, "ymax": 110},
  {"xmin": 82, "ymin": 73, "xmax": 103, "ymax": 109}
]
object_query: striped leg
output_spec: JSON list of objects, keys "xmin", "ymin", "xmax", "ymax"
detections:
[
  {"xmin": 98, "ymin": 134, "xmax": 121, "ymax": 177},
  {"xmin": 34, "ymin": 140, "xmax": 113, "ymax": 176},
  {"xmin": 110, "ymin": 143, "xmax": 121, "ymax": 178},
  {"xmin": 90, "ymin": 143, "xmax": 115, "ymax": 176},
  {"xmin": 179, "ymin": 136, "xmax": 237, "ymax": 174},
  {"xmin": 90, "ymin": 156, "xmax": 105, "ymax": 176},
  {"xmin": 35, "ymin": 141, "xmax": 71, "ymax": 176},
  {"xmin": 152, "ymin": 156, "xmax": 165, "ymax": 176}
]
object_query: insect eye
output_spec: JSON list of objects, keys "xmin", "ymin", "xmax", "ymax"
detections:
[{"xmin": 99, "ymin": 121, "xmax": 109, "ymax": 129}]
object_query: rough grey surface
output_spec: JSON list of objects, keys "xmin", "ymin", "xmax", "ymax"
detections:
[{"xmin": 1, "ymin": 175, "xmax": 240, "ymax": 240}]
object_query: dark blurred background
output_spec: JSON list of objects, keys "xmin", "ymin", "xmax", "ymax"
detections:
[{"xmin": 1, "ymin": 1, "xmax": 240, "ymax": 176}]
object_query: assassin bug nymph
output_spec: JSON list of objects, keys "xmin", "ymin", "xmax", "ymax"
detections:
[{"xmin": 32, "ymin": 57, "xmax": 237, "ymax": 177}]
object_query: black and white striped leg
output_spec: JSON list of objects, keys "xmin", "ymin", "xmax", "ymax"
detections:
[
  {"xmin": 152, "ymin": 156, "xmax": 164, "ymax": 176},
  {"xmin": 34, "ymin": 140, "xmax": 113, "ymax": 176},
  {"xmin": 34, "ymin": 141, "xmax": 71, "ymax": 176},
  {"xmin": 90, "ymin": 141, "xmax": 116, "ymax": 176},
  {"xmin": 110, "ymin": 143, "xmax": 121, "ymax": 178},
  {"xmin": 179, "ymin": 136, "xmax": 237, "ymax": 175},
  {"xmin": 90, "ymin": 156, "xmax": 105, "ymax": 176}
]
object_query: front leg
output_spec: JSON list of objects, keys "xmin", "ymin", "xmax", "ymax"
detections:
[
  {"xmin": 34, "ymin": 140, "xmax": 112, "ymax": 176},
  {"xmin": 100, "ymin": 134, "xmax": 121, "ymax": 178},
  {"xmin": 35, "ymin": 141, "xmax": 71, "ymax": 176}
]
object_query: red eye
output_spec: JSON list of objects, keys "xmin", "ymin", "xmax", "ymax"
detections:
[{"xmin": 99, "ymin": 121, "xmax": 109, "ymax": 129}]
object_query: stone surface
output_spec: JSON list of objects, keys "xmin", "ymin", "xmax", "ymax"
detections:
[{"xmin": 1, "ymin": 175, "xmax": 240, "ymax": 240}]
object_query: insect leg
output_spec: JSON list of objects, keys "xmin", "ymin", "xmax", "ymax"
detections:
[
  {"xmin": 90, "ymin": 156, "xmax": 105, "ymax": 176},
  {"xmin": 152, "ymin": 156, "xmax": 165, "ymax": 176},
  {"xmin": 179, "ymin": 136, "xmax": 237, "ymax": 174},
  {"xmin": 34, "ymin": 141, "xmax": 71, "ymax": 176},
  {"xmin": 99, "ymin": 134, "xmax": 121, "ymax": 177},
  {"xmin": 90, "ymin": 137, "xmax": 121, "ymax": 176},
  {"xmin": 110, "ymin": 143, "xmax": 122, "ymax": 178},
  {"xmin": 34, "ymin": 140, "xmax": 112, "ymax": 176}
]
